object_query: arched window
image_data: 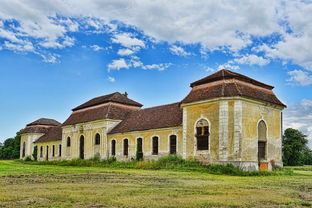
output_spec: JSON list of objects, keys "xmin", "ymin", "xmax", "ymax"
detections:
[
  {"xmin": 95, "ymin": 133, "xmax": 101, "ymax": 145},
  {"xmin": 258, "ymin": 120, "xmax": 267, "ymax": 160},
  {"xmin": 123, "ymin": 139, "xmax": 129, "ymax": 156},
  {"xmin": 152, "ymin": 136, "xmax": 159, "ymax": 155},
  {"xmin": 169, "ymin": 135, "xmax": 177, "ymax": 154},
  {"xmin": 22, "ymin": 142, "xmax": 26, "ymax": 157},
  {"xmin": 52, "ymin": 145, "xmax": 55, "ymax": 157},
  {"xmin": 196, "ymin": 119, "xmax": 209, "ymax": 150},
  {"xmin": 66, "ymin": 137, "xmax": 71, "ymax": 147},
  {"xmin": 137, "ymin": 138, "xmax": 143, "ymax": 160},
  {"xmin": 111, "ymin": 140, "xmax": 116, "ymax": 156},
  {"xmin": 40, "ymin": 146, "xmax": 43, "ymax": 157},
  {"xmin": 59, "ymin": 144, "xmax": 62, "ymax": 157}
]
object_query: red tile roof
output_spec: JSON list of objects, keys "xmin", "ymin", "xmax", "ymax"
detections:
[
  {"xmin": 182, "ymin": 69, "xmax": 286, "ymax": 107},
  {"xmin": 109, "ymin": 103, "xmax": 182, "ymax": 134},
  {"xmin": 26, "ymin": 118, "xmax": 61, "ymax": 127},
  {"xmin": 72, "ymin": 92, "xmax": 143, "ymax": 111},
  {"xmin": 21, "ymin": 118, "xmax": 61, "ymax": 134},
  {"xmin": 190, "ymin": 69, "xmax": 274, "ymax": 89},
  {"xmin": 63, "ymin": 103, "xmax": 136, "ymax": 126},
  {"xmin": 34, "ymin": 126, "xmax": 62, "ymax": 143}
]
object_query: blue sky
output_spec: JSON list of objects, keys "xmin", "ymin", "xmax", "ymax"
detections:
[{"xmin": 0, "ymin": 0, "xmax": 312, "ymax": 146}]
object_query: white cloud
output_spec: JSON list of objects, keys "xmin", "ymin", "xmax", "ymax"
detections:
[
  {"xmin": 0, "ymin": 0, "xmax": 312, "ymax": 71},
  {"xmin": 3, "ymin": 41, "xmax": 34, "ymax": 52},
  {"xmin": 206, "ymin": 67, "xmax": 215, "ymax": 72},
  {"xmin": 234, "ymin": 54, "xmax": 270, "ymax": 66},
  {"xmin": 107, "ymin": 58, "xmax": 129, "ymax": 71},
  {"xmin": 170, "ymin": 45, "xmax": 191, "ymax": 56},
  {"xmin": 112, "ymin": 33, "xmax": 145, "ymax": 48},
  {"xmin": 117, "ymin": 48, "xmax": 135, "ymax": 56},
  {"xmin": 40, "ymin": 53, "xmax": 60, "ymax": 63},
  {"xmin": 90, "ymin": 45, "xmax": 103, "ymax": 51},
  {"xmin": 217, "ymin": 63, "xmax": 239, "ymax": 71},
  {"xmin": 284, "ymin": 99, "xmax": 312, "ymax": 147},
  {"xmin": 287, "ymin": 70, "xmax": 312, "ymax": 86},
  {"xmin": 142, "ymin": 63, "xmax": 172, "ymax": 71},
  {"xmin": 107, "ymin": 76, "xmax": 115, "ymax": 82}
]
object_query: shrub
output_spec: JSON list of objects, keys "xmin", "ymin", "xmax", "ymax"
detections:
[
  {"xmin": 24, "ymin": 156, "xmax": 32, "ymax": 161},
  {"xmin": 19, "ymin": 155, "xmax": 293, "ymax": 176}
]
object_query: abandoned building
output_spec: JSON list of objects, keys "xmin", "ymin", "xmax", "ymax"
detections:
[{"xmin": 20, "ymin": 69, "xmax": 286, "ymax": 171}]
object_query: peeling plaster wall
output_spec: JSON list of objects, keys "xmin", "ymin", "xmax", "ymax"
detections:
[
  {"xmin": 61, "ymin": 119, "xmax": 121, "ymax": 160},
  {"xmin": 241, "ymin": 100, "xmax": 283, "ymax": 170},
  {"xmin": 107, "ymin": 127, "xmax": 183, "ymax": 161},
  {"xmin": 20, "ymin": 133, "xmax": 44, "ymax": 159},
  {"xmin": 182, "ymin": 101, "xmax": 220, "ymax": 162},
  {"xmin": 36, "ymin": 141, "xmax": 62, "ymax": 161}
]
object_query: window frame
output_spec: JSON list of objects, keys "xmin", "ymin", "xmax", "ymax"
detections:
[
  {"xmin": 66, "ymin": 137, "xmax": 71, "ymax": 147},
  {"xmin": 95, "ymin": 133, "xmax": 101, "ymax": 145},
  {"xmin": 195, "ymin": 119, "xmax": 210, "ymax": 151}
]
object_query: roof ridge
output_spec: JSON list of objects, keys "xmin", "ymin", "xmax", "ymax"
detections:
[{"xmin": 141, "ymin": 102, "xmax": 180, "ymax": 110}]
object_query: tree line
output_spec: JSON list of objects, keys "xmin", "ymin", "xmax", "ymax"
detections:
[{"xmin": 0, "ymin": 128, "xmax": 312, "ymax": 165}]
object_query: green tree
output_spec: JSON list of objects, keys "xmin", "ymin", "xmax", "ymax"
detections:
[
  {"xmin": 0, "ymin": 130, "xmax": 21, "ymax": 160},
  {"xmin": 282, "ymin": 128, "xmax": 309, "ymax": 166}
]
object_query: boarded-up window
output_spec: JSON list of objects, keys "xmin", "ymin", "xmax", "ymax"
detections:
[
  {"xmin": 95, "ymin": 133, "xmax": 100, "ymax": 145},
  {"xmin": 52, "ymin": 145, "xmax": 55, "ymax": 157},
  {"xmin": 196, "ymin": 119, "xmax": 209, "ymax": 150},
  {"xmin": 124, "ymin": 139, "xmax": 128, "ymax": 156},
  {"xmin": 59, "ymin": 144, "xmax": 62, "ymax": 157},
  {"xmin": 152, "ymin": 136, "xmax": 159, "ymax": 155},
  {"xmin": 111, "ymin": 140, "xmax": 116, "ymax": 156},
  {"xmin": 258, "ymin": 120, "xmax": 267, "ymax": 141},
  {"xmin": 67, "ymin": 137, "xmax": 71, "ymax": 147},
  {"xmin": 258, "ymin": 141, "xmax": 266, "ymax": 160},
  {"xmin": 169, "ymin": 135, "xmax": 177, "ymax": 154}
]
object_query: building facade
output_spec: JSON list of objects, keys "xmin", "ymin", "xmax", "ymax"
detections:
[{"xmin": 20, "ymin": 69, "xmax": 286, "ymax": 171}]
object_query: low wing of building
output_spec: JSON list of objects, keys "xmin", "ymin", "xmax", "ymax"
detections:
[{"xmin": 20, "ymin": 69, "xmax": 286, "ymax": 171}]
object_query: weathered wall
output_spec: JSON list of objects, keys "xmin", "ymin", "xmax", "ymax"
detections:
[
  {"xmin": 61, "ymin": 119, "xmax": 121, "ymax": 160},
  {"xmin": 20, "ymin": 133, "xmax": 44, "ymax": 159},
  {"xmin": 36, "ymin": 141, "xmax": 62, "ymax": 161},
  {"xmin": 241, "ymin": 100, "xmax": 283, "ymax": 169},
  {"xmin": 182, "ymin": 101, "xmax": 219, "ymax": 162},
  {"xmin": 107, "ymin": 127, "xmax": 183, "ymax": 160}
]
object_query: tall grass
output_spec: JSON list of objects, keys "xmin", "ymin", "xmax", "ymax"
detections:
[{"xmin": 20, "ymin": 155, "xmax": 293, "ymax": 176}]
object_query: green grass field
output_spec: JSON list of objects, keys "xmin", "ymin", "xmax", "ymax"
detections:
[{"xmin": 0, "ymin": 160, "xmax": 311, "ymax": 208}]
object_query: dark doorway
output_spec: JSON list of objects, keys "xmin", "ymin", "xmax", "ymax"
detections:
[
  {"xmin": 169, "ymin": 135, "xmax": 177, "ymax": 154},
  {"xmin": 46, "ymin": 146, "xmax": 49, "ymax": 161},
  {"xmin": 111, "ymin": 140, "xmax": 116, "ymax": 156},
  {"xmin": 258, "ymin": 141, "xmax": 266, "ymax": 161},
  {"xmin": 22, "ymin": 142, "xmax": 26, "ymax": 157},
  {"xmin": 80, "ymin": 135, "xmax": 85, "ymax": 159},
  {"xmin": 136, "ymin": 138, "xmax": 143, "ymax": 160}
]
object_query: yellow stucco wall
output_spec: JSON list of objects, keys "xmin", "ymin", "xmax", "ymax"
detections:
[
  {"xmin": 108, "ymin": 127, "xmax": 182, "ymax": 160},
  {"xmin": 183, "ymin": 101, "xmax": 219, "ymax": 162},
  {"xmin": 241, "ymin": 100, "xmax": 283, "ymax": 164},
  {"xmin": 36, "ymin": 140, "xmax": 62, "ymax": 161},
  {"xmin": 20, "ymin": 133, "xmax": 44, "ymax": 159},
  {"xmin": 61, "ymin": 119, "xmax": 121, "ymax": 160}
]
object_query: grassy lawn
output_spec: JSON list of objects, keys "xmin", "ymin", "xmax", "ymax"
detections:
[{"xmin": 0, "ymin": 160, "xmax": 311, "ymax": 208}]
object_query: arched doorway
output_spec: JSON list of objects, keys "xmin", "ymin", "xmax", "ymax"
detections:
[
  {"xmin": 80, "ymin": 135, "xmax": 85, "ymax": 159},
  {"xmin": 258, "ymin": 120, "xmax": 267, "ymax": 170},
  {"xmin": 46, "ymin": 146, "xmax": 49, "ymax": 161},
  {"xmin": 22, "ymin": 142, "xmax": 26, "ymax": 158},
  {"xmin": 136, "ymin": 138, "xmax": 143, "ymax": 160}
]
